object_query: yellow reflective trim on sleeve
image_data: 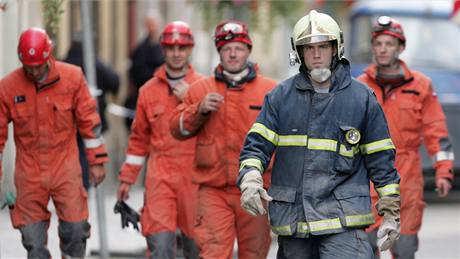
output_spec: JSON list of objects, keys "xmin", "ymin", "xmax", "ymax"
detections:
[
  {"xmin": 248, "ymin": 123, "xmax": 279, "ymax": 145},
  {"xmin": 345, "ymin": 213, "xmax": 375, "ymax": 227},
  {"xmin": 308, "ymin": 218, "xmax": 342, "ymax": 232},
  {"xmin": 278, "ymin": 135, "xmax": 308, "ymax": 146},
  {"xmin": 360, "ymin": 138, "xmax": 395, "ymax": 155},
  {"xmin": 307, "ymin": 138, "xmax": 337, "ymax": 152},
  {"xmin": 249, "ymin": 123, "xmax": 309, "ymax": 147},
  {"xmin": 272, "ymin": 225, "xmax": 293, "ymax": 236},
  {"xmin": 339, "ymin": 145, "xmax": 360, "ymax": 158},
  {"xmin": 239, "ymin": 158, "xmax": 264, "ymax": 173},
  {"xmin": 376, "ymin": 184, "xmax": 400, "ymax": 197}
]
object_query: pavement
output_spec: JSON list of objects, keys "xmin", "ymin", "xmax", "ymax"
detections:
[{"xmin": 1, "ymin": 185, "xmax": 459, "ymax": 259}]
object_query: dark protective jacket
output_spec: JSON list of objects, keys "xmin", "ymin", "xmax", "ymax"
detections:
[{"xmin": 238, "ymin": 60, "xmax": 400, "ymax": 237}]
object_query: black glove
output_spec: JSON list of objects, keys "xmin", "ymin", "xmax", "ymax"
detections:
[{"xmin": 113, "ymin": 201, "xmax": 140, "ymax": 231}]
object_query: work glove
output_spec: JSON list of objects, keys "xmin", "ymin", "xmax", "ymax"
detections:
[
  {"xmin": 240, "ymin": 170, "xmax": 272, "ymax": 216},
  {"xmin": 0, "ymin": 191, "xmax": 16, "ymax": 210},
  {"xmin": 113, "ymin": 201, "xmax": 140, "ymax": 231},
  {"xmin": 376, "ymin": 195, "xmax": 400, "ymax": 251}
]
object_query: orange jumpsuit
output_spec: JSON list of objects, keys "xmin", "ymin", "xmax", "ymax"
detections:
[
  {"xmin": 170, "ymin": 64, "xmax": 276, "ymax": 259},
  {"xmin": 0, "ymin": 59, "xmax": 108, "ymax": 228},
  {"xmin": 357, "ymin": 60, "xmax": 454, "ymax": 235},
  {"xmin": 119, "ymin": 65, "xmax": 204, "ymax": 239}
]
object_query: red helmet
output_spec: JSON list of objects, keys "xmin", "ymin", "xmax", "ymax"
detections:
[
  {"xmin": 371, "ymin": 16, "xmax": 406, "ymax": 44},
  {"xmin": 18, "ymin": 28, "xmax": 53, "ymax": 66},
  {"xmin": 160, "ymin": 21, "xmax": 194, "ymax": 46},
  {"xmin": 214, "ymin": 20, "xmax": 252, "ymax": 49}
]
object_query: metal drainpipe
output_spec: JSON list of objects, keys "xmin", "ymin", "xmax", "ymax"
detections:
[{"xmin": 80, "ymin": 1, "xmax": 108, "ymax": 259}]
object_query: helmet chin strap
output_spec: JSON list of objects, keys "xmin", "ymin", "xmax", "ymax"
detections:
[{"xmin": 310, "ymin": 68, "xmax": 332, "ymax": 84}]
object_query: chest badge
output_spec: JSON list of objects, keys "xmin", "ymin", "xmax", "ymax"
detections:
[{"xmin": 345, "ymin": 129, "xmax": 361, "ymax": 145}]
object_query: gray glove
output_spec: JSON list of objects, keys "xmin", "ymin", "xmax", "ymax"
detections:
[
  {"xmin": 376, "ymin": 196, "xmax": 401, "ymax": 251},
  {"xmin": 1, "ymin": 191, "xmax": 16, "ymax": 209},
  {"xmin": 240, "ymin": 170, "xmax": 272, "ymax": 216}
]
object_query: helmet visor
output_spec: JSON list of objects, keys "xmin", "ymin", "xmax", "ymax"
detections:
[
  {"xmin": 215, "ymin": 22, "xmax": 246, "ymax": 41},
  {"xmin": 160, "ymin": 32, "xmax": 193, "ymax": 45},
  {"xmin": 296, "ymin": 35, "xmax": 336, "ymax": 46}
]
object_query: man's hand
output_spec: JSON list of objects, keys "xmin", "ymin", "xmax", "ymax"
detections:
[
  {"xmin": 240, "ymin": 170, "xmax": 272, "ymax": 216},
  {"xmin": 117, "ymin": 182, "xmax": 131, "ymax": 201},
  {"xmin": 436, "ymin": 177, "xmax": 452, "ymax": 198},
  {"xmin": 172, "ymin": 81, "xmax": 190, "ymax": 101},
  {"xmin": 89, "ymin": 164, "xmax": 106, "ymax": 187},
  {"xmin": 198, "ymin": 93, "xmax": 224, "ymax": 114}
]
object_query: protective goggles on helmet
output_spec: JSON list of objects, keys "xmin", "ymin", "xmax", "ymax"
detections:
[
  {"xmin": 214, "ymin": 21, "xmax": 252, "ymax": 49},
  {"xmin": 216, "ymin": 22, "xmax": 244, "ymax": 39},
  {"xmin": 160, "ymin": 32, "xmax": 194, "ymax": 46}
]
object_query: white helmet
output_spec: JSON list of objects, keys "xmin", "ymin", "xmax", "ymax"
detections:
[{"xmin": 290, "ymin": 10, "xmax": 344, "ymax": 64}]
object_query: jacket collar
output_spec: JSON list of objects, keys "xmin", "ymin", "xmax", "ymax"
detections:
[
  {"xmin": 214, "ymin": 62, "xmax": 258, "ymax": 89},
  {"xmin": 35, "ymin": 57, "xmax": 60, "ymax": 90},
  {"xmin": 363, "ymin": 59, "xmax": 414, "ymax": 82},
  {"xmin": 154, "ymin": 64, "xmax": 196, "ymax": 85}
]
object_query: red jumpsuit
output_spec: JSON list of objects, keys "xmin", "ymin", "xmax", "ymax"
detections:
[
  {"xmin": 171, "ymin": 64, "xmax": 276, "ymax": 259},
  {"xmin": 0, "ymin": 59, "xmax": 108, "ymax": 228},
  {"xmin": 119, "ymin": 65, "xmax": 204, "ymax": 239},
  {"xmin": 357, "ymin": 60, "xmax": 454, "ymax": 235}
]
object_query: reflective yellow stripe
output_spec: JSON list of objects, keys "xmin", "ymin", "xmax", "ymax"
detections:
[
  {"xmin": 361, "ymin": 138, "xmax": 395, "ymax": 155},
  {"xmin": 345, "ymin": 213, "xmax": 375, "ymax": 227},
  {"xmin": 309, "ymin": 218, "xmax": 342, "ymax": 232},
  {"xmin": 272, "ymin": 225, "xmax": 292, "ymax": 236},
  {"xmin": 240, "ymin": 158, "xmax": 264, "ymax": 173},
  {"xmin": 376, "ymin": 184, "xmax": 400, "ymax": 197},
  {"xmin": 248, "ymin": 123, "xmax": 279, "ymax": 145},
  {"xmin": 308, "ymin": 138, "xmax": 337, "ymax": 152},
  {"xmin": 297, "ymin": 222, "xmax": 309, "ymax": 233},
  {"xmin": 249, "ymin": 123, "xmax": 309, "ymax": 146},
  {"xmin": 278, "ymin": 135, "xmax": 308, "ymax": 146},
  {"xmin": 339, "ymin": 144, "xmax": 360, "ymax": 157},
  {"xmin": 273, "ymin": 215, "xmax": 374, "ymax": 235}
]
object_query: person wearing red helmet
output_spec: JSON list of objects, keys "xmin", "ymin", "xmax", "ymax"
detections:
[
  {"xmin": 170, "ymin": 20, "xmax": 276, "ymax": 259},
  {"xmin": 358, "ymin": 16, "xmax": 454, "ymax": 258},
  {"xmin": 117, "ymin": 21, "xmax": 204, "ymax": 259},
  {"xmin": 0, "ymin": 27, "xmax": 108, "ymax": 258}
]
